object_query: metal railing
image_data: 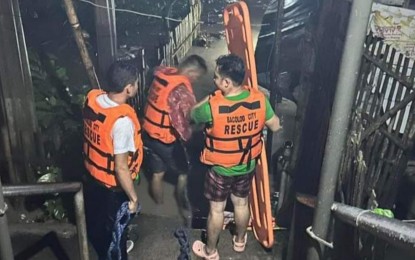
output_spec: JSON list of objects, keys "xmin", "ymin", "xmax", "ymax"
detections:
[
  {"xmin": 331, "ymin": 203, "xmax": 415, "ymax": 252},
  {"xmin": 297, "ymin": 193, "xmax": 415, "ymax": 258},
  {"xmin": 0, "ymin": 182, "xmax": 89, "ymax": 260}
]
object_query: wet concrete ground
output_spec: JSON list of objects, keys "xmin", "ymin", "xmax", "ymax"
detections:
[{"xmin": 11, "ymin": 215, "xmax": 288, "ymax": 260}]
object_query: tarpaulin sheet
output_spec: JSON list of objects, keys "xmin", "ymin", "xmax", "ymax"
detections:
[{"xmin": 254, "ymin": 0, "xmax": 319, "ymax": 83}]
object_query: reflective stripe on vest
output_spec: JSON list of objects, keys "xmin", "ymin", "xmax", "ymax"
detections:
[
  {"xmin": 83, "ymin": 89, "xmax": 143, "ymax": 188},
  {"xmin": 143, "ymin": 67, "xmax": 193, "ymax": 144},
  {"xmin": 200, "ymin": 89, "xmax": 266, "ymax": 168}
]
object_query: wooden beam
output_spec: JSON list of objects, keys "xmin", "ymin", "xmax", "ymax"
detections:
[
  {"xmin": 63, "ymin": 0, "xmax": 100, "ymax": 89},
  {"xmin": 94, "ymin": 0, "xmax": 117, "ymax": 85},
  {"xmin": 0, "ymin": 0, "xmax": 38, "ymax": 184}
]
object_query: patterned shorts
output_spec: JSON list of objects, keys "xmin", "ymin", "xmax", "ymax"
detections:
[{"xmin": 204, "ymin": 168, "xmax": 255, "ymax": 202}]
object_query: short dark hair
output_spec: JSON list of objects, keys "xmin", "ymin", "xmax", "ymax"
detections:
[
  {"xmin": 105, "ymin": 60, "xmax": 138, "ymax": 93},
  {"xmin": 178, "ymin": 55, "xmax": 207, "ymax": 73},
  {"xmin": 216, "ymin": 54, "xmax": 245, "ymax": 86}
]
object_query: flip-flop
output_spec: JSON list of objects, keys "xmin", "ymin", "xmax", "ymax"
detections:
[
  {"xmin": 232, "ymin": 233, "xmax": 247, "ymax": 252},
  {"xmin": 192, "ymin": 240, "xmax": 220, "ymax": 260}
]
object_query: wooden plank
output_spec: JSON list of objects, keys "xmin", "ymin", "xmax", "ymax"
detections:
[
  {"xmin": 365, "ymin": 131, "xmax": 384, "ymax": 192},
  {"xmin": 379, "ymin": 127, "xmax": 406, "ymax": 149},
  {"xmin": 402, "ymin": 98, "xmax": 415, "ymax": 144},
  {"xmin": 371, "ymin": 136, "xmax": 390, "ymax": 195},
  {"xmin": 376, "ymin": 142, "xmax": 398, "ymax": 205},
  {"xmin": 383, "ymin": 152, "xmax": 406, "ymax": 207},
  {"xmin": 392, "ymin": 57, "xmax": 410, "ymax": 132},
  {"xmin": 0, "ymin": 0, "xmax": 38, "ymax": 184},
  {"xmin": 374, "ymin": 46, "xmax": 392, "ymax": 116},
  {"xmin": 362, "ymin": 80, "xmax": 415, "ymax": 140},
  {"xmin": 159, "ymin": 0, "xmax": 201, "ymax": 65},
  {"xmin": 362, "ymin": 41, "xmax": 384, "ymax": 113},
  {"xmin": 355, "ymin": 55, "xmax": 373, "ymax": 106},
  {"xmin": 368, "ymin": 45, "xmax": 391, "ymax": 117},
  {"xmin": 408, "ymin": 59, "xmax": 415, "ymax": 84},
  {"xmin": 384, "ymin": 53, "xmax": 404, "ymax": 113}
]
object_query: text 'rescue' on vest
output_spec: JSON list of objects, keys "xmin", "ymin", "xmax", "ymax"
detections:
[
  {"xmin": 143, "ymin": 67, "xmax": 193, "ymax": 144},
  {"xmin": 83, "ymin": 89, "xmax": 143, "ymax": 188},
  {"xmin": 200, "ymin": 88, "xmax": 266, "ymax": 168}
]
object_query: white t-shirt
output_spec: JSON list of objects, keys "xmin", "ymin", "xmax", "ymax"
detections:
[{"xmin": 96, "ymin": 94, "xmax": 136, "ymax": 154}]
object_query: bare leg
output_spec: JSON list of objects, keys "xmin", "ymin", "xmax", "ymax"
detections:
[
  {"xmin": 150, "ymin": 172, "xmax": 165, "ymax": 204},
  {"xmin": 231, "ymin": 194, "xmax": 250, "ymax": 243},
  {"xmin": 206, "ymin": 200, "xmax": 227, "ymax": 254},
  {"xmin": 175, "ymin": 174, "xmax": 188, "ymax": 204},
  {"xmin": 175, "ymin": 174, "xmax": 191, "ymax": 224}
]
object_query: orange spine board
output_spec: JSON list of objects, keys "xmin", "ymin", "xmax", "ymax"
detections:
[
  {"xmin": 223, "ymin": 1, "xmax": 275, "ymax": 248},
  {"xmin": 223, "ymin": 1, "xmax": 258, "ymax": 90}
]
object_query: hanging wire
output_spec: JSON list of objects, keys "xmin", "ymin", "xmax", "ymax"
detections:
[
  {"xmin": 78, "ymin": 0, "xmax": 269, "ymax": 27},
  {"xmin": 78, "ymin": 0, "xmax": 182, "ymax": 22}
]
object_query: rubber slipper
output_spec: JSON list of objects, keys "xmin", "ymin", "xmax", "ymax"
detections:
[
  {"xmin": 232, "ymin": 233, "xmax": 247, "ymax": 252},
  {"xmin": 192, "ymin": 240, "xmax": 220, "ymax": 260}
]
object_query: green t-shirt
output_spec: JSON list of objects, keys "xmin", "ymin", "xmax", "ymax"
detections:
[{"xmin": 191, "ymin": 90, "xmax": 275, "ymax": 176}]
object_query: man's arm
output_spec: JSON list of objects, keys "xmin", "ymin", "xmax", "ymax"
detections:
[
  {"xmin": 112, "ymin": 117, "xmax": 139, "ymax": 213},
  {"xmin": 168, "ymin": 85, "xmax": 196, "ymax": 142},
  {"xmin": 265, "ymin": 114, "xmax": 281, "ymax": 132},
  {"xmin": 114, "ymin": 153, "xmax": 138, "ymax": 213},
  {"xmin": 192, "ymin": 95, "xmax": 209, "ymax": 111},
  {"xmin": 264, "ymin": 94, "xmax": 281, "ymax": 132}
]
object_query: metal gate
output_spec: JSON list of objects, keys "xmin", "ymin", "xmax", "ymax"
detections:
[{"xmin": 337, "ymin": 33, "xmax": 415, "ymax": 258}]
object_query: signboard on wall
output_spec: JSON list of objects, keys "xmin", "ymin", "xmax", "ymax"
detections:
[{"xmin": 370, "ymin": 3, "xmax": 415, "ymax": 59}]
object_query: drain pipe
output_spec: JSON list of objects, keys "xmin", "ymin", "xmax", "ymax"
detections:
[
  {"xmin": 306, "ymin": 0, "xmax": 374, "ymax": 259},
  {"xmin": 0, "ymin": 179, "xmax": 13, "ymax": 260}
]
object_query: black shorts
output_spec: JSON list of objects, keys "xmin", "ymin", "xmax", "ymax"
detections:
[
  {"xmin": 84, "ymin": 179, "xmax": 129, "ymax": 259},
  {"xmin": 143, "ymin": 133, "xmax": 189, "ymax": 175},
  {"xmin": 204, "ymin": 168, "xmax": 255, "ymax": 202}
]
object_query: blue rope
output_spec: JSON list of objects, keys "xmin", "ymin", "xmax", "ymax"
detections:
[
  {"xmin": 107, "ymin": 202, "xmax": 141, "ymax": 260},
  {"xmin": 174, "ymin": 227, "xmax": 191, "ymax": 260}
]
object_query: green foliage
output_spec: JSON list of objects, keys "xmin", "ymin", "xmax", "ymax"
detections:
[
  {"xmin": 35, "ymin": 165, "xmax": 67, "ymax": 221},
  {"xmin": 28, "ymin": 48, "xmax": 88, "ymax": 222},
  {"xmin": 29, "ymin": 48, "xmax": 88, "ymax": 159}
]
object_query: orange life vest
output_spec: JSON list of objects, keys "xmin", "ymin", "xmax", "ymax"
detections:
[
  {"xmin": 83, "ymin": 89, "xmax": 143, "ymax": 188},
  {"xmin": 143, "ymin": 67, "xmax": 193, "ymax": 144},
  {"xmin": 200, "ymin": 89, "xmax": 266, "ymax": 167}
]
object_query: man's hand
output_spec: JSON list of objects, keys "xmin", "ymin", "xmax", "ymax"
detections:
[
  {"xmin": 128, "ymin": 199, "xmax": 139, "ymax": 213},
  {"xmin": 115, "ymin": 153, "xmax": 139, "ymax": 214}
]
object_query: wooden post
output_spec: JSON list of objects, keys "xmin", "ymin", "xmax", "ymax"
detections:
[
  {"xmin": 0, "ymin": 0, "xmax": 38, "ymax": 184},
  {"xmin": 62, "ymin": 0, "xmax": 100, "ymax": 89},
  {"xmin": 94, "ymin": 0, "xmax": 118, "ymax": 86}
]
